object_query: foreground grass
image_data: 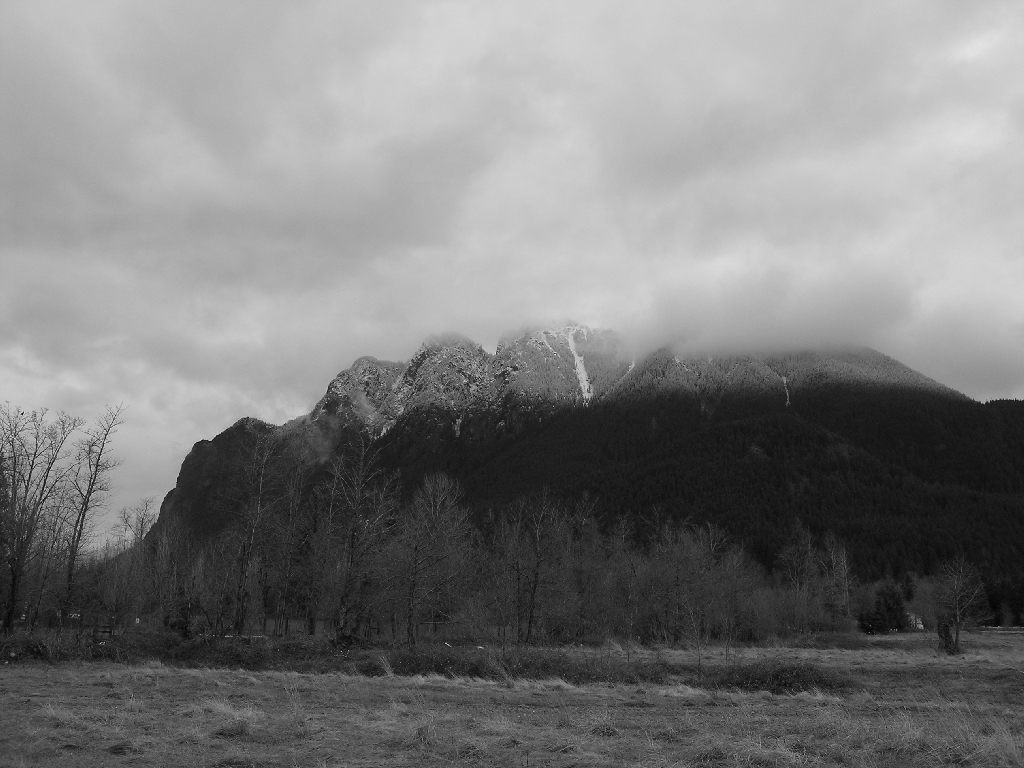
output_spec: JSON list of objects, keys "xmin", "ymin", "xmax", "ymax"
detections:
[{"xmin": 1, "ymin": 633, "xmax": 1022, "ymax": 767}]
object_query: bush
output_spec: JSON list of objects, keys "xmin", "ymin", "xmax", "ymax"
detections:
[
  {"xmin": 345, "ymin": 644, "xmax": 674, "ymax": 685},
  {"xmin": 110, "ymin": 625, "xmax": 190, "ymax": 661},
  {"xmin": 0, "ymin": 630, "xmax": 859, "ymax": 694},
  {"xmin": 1, "ymin": 629, "xmax": 140, "ymax": 663},
  {"xmin": 704, "ymin": 659, "xmax": 853, "ymax": 694},
  {"xmin": 788, "ymin": 631, "xmax": 872, "ymax": 650},
  {"xmin": 1, "ymin": 632, "xmax": 64, "ymax": 663}
]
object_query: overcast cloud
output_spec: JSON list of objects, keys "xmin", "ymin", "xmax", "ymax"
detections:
[{"xmin": 3, "ymin": 1, "xmax": 1023, "ymax": 531}]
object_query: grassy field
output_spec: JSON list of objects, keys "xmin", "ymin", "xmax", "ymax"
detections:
[{"xmin": 1, "ymin": 632, "xmax": 1022, "ymax": 767}]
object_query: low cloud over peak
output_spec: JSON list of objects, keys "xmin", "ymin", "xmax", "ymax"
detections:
[{"xmin": 3, "ymin": 1, "xmax": 1023, "ymax": 529}]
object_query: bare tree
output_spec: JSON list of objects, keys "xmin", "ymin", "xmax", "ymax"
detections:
[
  {"xmin": 820, "ymin": 532, "xmax": 853, "ymax": 625},
  {"xmin": 192, "ymin": 534, "xmax": 238, "ymax": 636},
  {"xmin": 935, "ymin": 556, "xmax": 987, "ymax": 654},
  {"xmin": 565, "ymin": 513, "xmax": 608, "ymax": 643},
  {"xmin": 61, "ymin": 404, "xmax": 124, "ymax": 621},
  {"xmin": 710, "ymin": 546, "xmax": 756, "ymax": 661},
  {"xmin": 148, "ymin": 513, "xmax": 198, "ymax": 636},
  {"xmin": 681, "ymin": 525, "xmax": 728, "ymax": 675},
  {"xmin": 98, "ymin": 499, "xmax": 156, "ymax": 632},
  {"xmin": 310, "ymin": 449, "xmax": 396, "ymax": 642},
  {"xmin": 0, "ymin": 405, "xmax": 81, "ymax": 632},
  {"xmin": 607, "ymin": 517, "xmax": 644, "ymax": 652},
  {"xmin": 24, "ymin": 484, "xmax": 73, "ymax": 628},
  {"xmin": 489, "ymin": 492, "xmax": 572, "ymax": 645},
  {"xmin": 390, "ymin": 474, "xmax": 471, "ymax": 646},
  {"xmin": 0, "ymin": 450, "xmax": 8, "ymax": 611},
  {"xmin": 263, "ymin": 459, "xmax": 313, "ymax": 635},
  {"xmin": 228, "ymin": 431, "xmax": 283, "ymax": 636}
]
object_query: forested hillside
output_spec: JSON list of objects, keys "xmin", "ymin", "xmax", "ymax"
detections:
[
  {"xmin": 155, "ymin": 342, "xmax": 1024, "ymax": 619},
  {"xmin": 372, "ymin": 389, "xmax": 1024, "ymax": 582}
]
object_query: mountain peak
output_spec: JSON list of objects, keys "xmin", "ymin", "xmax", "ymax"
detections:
[
  {"xmin": 420, "ymin": 332, "xmax": 483, "ymax": 353},
  {"xmin": 308, "ymin": 328, "xmax": 967, "ymax": 435}
]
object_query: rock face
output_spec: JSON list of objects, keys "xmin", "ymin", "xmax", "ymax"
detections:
[
  {"xmin": 495, "ymin": 326, "xmax": 630, "ymax": 404},
  {"xmin": 608, "ymin": 347, "xmax": 961, "ymax": 418},
  {"xmin": 391, "ymin": 334, "xmax": 497, "ymax": 417},
  {"xmin": 156, "ymin": 416, "xmax": 276, "ymax": 537},
  {"xmin": 307, "ymin": 326, "xmax": 959, "ymax": 435},
  {"xmin": 309, "ymin": 356, "xmax": 405, "ymax": 430},
  {"xmin": 309, "ymin": 325, "xmax": 635, "ymax": 434}
]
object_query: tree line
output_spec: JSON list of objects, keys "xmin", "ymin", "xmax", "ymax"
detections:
[
  {"xmin": 80, "ymin": 433, "xmax": 984, "ymax": 649},
  {"xmin": 378, "ymin": 394, "xmax": 1024, "ymax": 583},
  {"xmin": 94, "ymin": 443, "xmax": 859, "ymax": 650},
  {"xmin": 2, "ymin": 406, "xmax": 994, "ymax": 654}
]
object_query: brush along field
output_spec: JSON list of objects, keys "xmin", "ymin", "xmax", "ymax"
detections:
[{"xmin": 1, "ymin": 632, "xmax": 1022, "ymax": 767}]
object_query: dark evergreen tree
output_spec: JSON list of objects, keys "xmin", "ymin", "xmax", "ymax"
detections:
[
  {"xmin": 899, "ymin": 572, "xmax": 916, "ymax": 602},
  {"xmin": 858, "ymin": 582, "xmax": 908, "ymax": 633}
]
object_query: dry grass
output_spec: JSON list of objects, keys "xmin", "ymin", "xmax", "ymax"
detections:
[{"xmin": 1, "ymin": 631, "xmax": 1022, "ymax": 767}]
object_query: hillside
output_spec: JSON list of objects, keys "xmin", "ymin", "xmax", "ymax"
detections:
[{"xmin": 156, "ymin": 327, "xmax": 1024, "ymax": 582}]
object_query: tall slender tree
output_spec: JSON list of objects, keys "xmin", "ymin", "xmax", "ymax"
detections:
[
  {"xmin": 229, "ymin": 430, "xmax": 283, "ymax": 636},
  {"xmin": 61, "ymin": 404, "xmax": 124, "ymax": 620},
  {"xmin": 391, "ymin": 474, "xmax": 471, "ymax": 646},
  {"xmin": 310, "ymin": 449, "xmax": 396, "ymax": 641},
  {"xmin": 936, "ymin": 556, "xmax": 987, "ymax": 654}
]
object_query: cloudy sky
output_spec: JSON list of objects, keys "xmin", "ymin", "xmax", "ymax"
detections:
[{"xmin": 2, "ymin": 1, "xmax": 1023, "ymax": 530}]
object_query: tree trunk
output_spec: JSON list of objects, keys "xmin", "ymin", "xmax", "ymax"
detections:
[
  {"xmin": 3, "ymin": 567, "xmax": 20, "ymax": 632},
  {"xmin": 524, "ymin": 556, "xmax": 542, "ymax": 645},
  {"xmin": 406, "ymin": 570, "xmax": 418, "ymax": 647}
]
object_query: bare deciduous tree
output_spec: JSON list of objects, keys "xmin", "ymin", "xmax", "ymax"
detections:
[
  {"xmin": 311, "ymin": 449, "xmax": 396, "ymax": 642},
  {"xmin": 681, "ymin": 525, "xmax": 728, "ymax": 675},
  {"xmin": 390, "ymin": 474, "xmax": 471, "ymax": 646},
  {"xmin": 935, "ymin": 556, "xmax": 987, "ymax": 654},
  {"xmin": 0, "ymin": 405, "xmax": 81, "ymax": 632},
  {"xmin": 98, "ymin": 499, "xmax": 156, "ymax": 632},
  {"xmin": 62, "ymin": 404, "xmax": 125, "ymax": 621},
  {"xmin": 148, "ymin": 513, "xmax": 198, "ymax": 636},
  {"xmin": 489, "ymin": 492, "xmax": 572, "ymax": 646},
  {"xmin": 820, "ymin": 532, "xmax": 853, "ymax": 624},
  {"xmin": 223, "ymin": 428, "xmax": 284, "ymax": 636}
]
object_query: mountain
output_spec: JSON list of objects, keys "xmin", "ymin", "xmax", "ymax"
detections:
[
  {"xmin": 157, "ymin": 326, "xmax": 1024, "ymax": 581},
  {"xmin": 307, "ymin": 326, "xmax": 628, "ymax": 433}
]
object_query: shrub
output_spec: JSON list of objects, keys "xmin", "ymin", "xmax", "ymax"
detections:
[
  {"xmin": 703, "ymin": 659, "xmax": 854, "ymax": 694},
  {"xmin": 346, "ymin": 644, "xmax": 674, "ymax": 685}
]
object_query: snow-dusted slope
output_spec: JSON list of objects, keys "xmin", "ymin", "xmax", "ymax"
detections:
[
  {"xmin": 311, "ymin": 325, "xmax": 627, "ymax": 433},
  {"xmin": 564, "ymin": 327, "xmax": 592, "ymax": 402},
  {"xmin": 310, "ymin": 329, "xmax": 965, "ymax": 436}
]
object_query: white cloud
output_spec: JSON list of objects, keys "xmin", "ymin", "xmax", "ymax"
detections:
[{"xmin": 2, "ymin": 1, "xmax": 1024, "ymax": 531}]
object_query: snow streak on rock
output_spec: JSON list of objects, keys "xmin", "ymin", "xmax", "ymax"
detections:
[{"xmin": 565, "ymin": 328, "xmax": 592, "ymax": 403}]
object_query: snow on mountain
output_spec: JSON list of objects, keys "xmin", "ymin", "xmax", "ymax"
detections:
[
  {"xmin": 564, "ymin": 327, "xmax": 592, "ymax": 402},
  {"xmin": 493, "ymin": 328, "xmax": 583, "ymax": 404},
  {"xmin": 309, "ymin": 328, "xmax": 964, "ymax": 436},
  {"xmin": 310, "ymin": 325, "xmax": 628, "ymax": 433},
  {"xmin": 388, "ymin": 333, "xmax": 496, "ymax": 417},
  {"xmin": 310, "ymin": 356, "xmax": 404, "ymax": 429}
]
